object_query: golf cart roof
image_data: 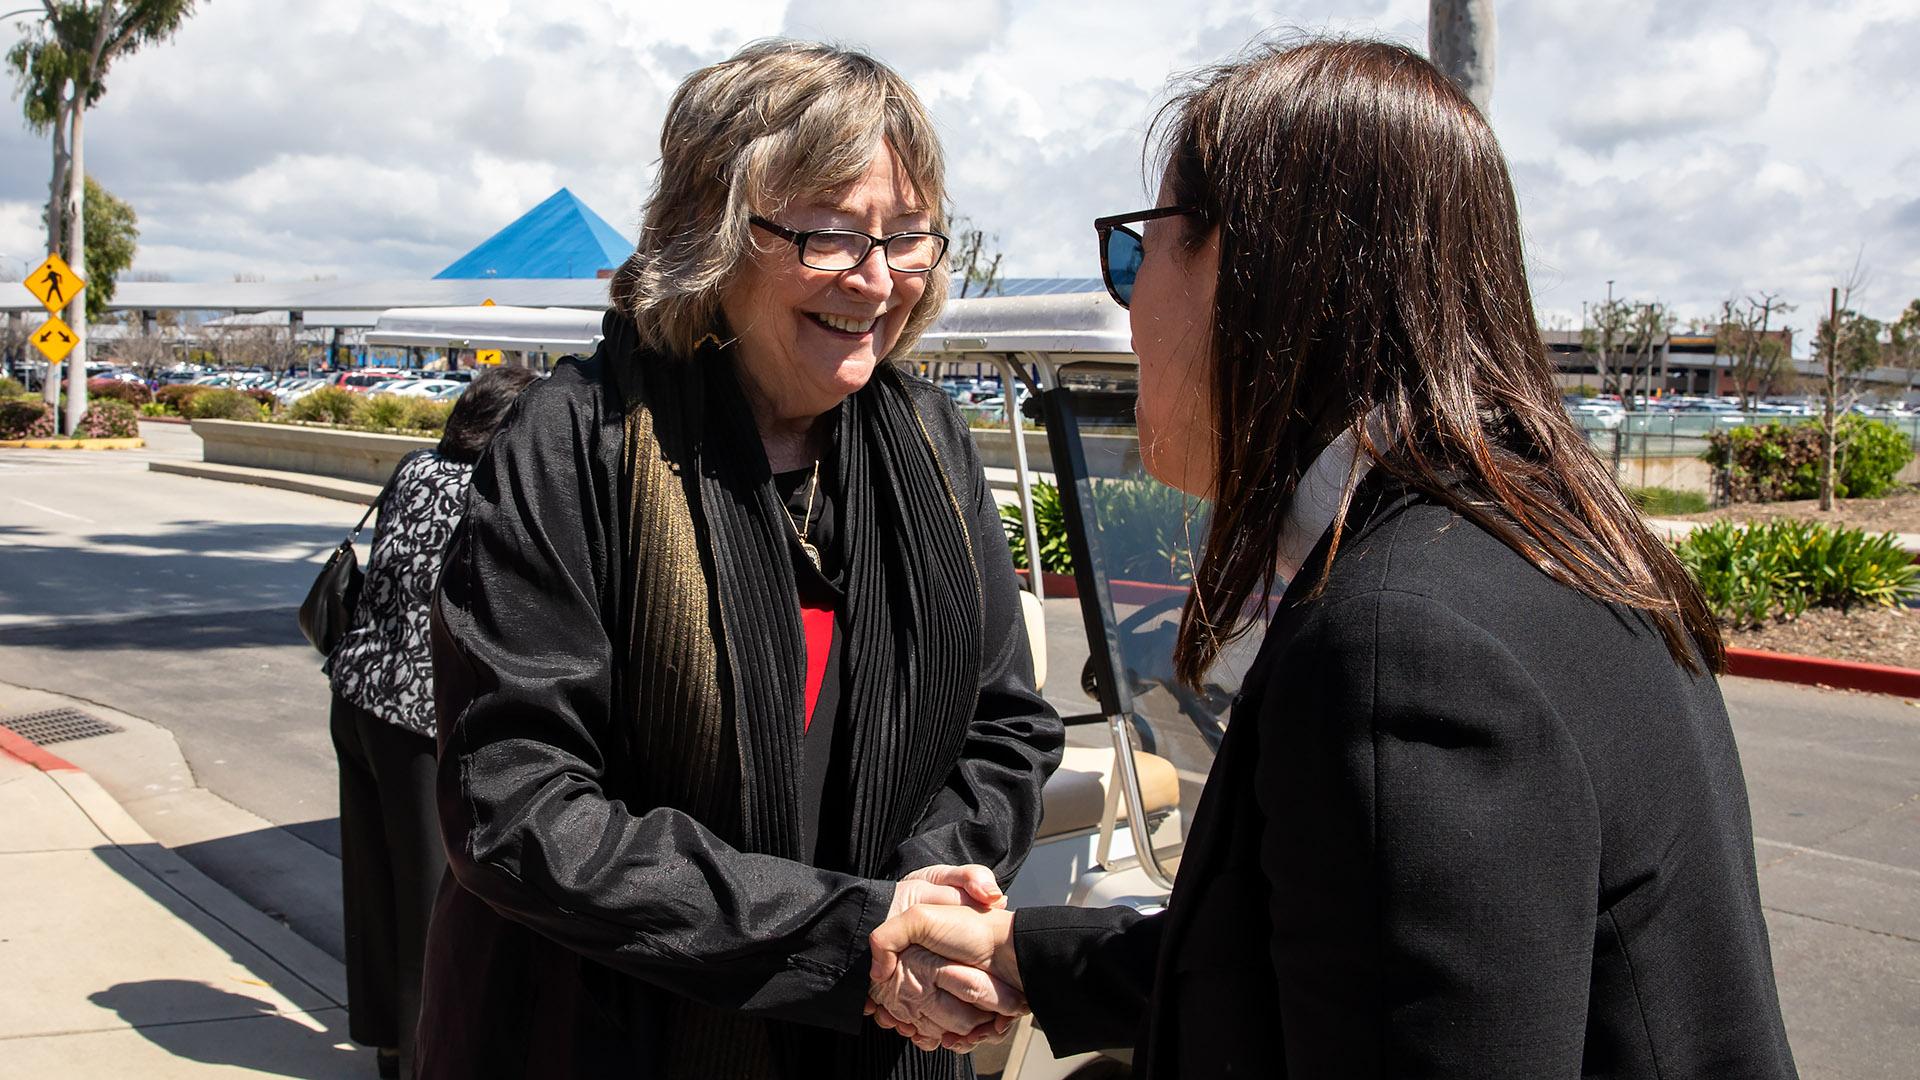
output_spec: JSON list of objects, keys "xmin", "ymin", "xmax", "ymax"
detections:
[
  {"xmin": 363, "ymin": 305, "xmax": 605, "ymax": 353},
  {"xmin": 913, "ymin": 292, "xmax": 1135, "ymax": 366}
]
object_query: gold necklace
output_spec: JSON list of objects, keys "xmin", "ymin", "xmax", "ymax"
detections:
[{"xmin": 789, "ymin": 458, "xmax": 822, "ymax": 572}]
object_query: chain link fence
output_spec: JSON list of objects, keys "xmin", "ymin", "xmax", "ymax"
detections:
[{"xmin": 1567, "ymin": 412, "xmax": 1920, "ymax": 502}]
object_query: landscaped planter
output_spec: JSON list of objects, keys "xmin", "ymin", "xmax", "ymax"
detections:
[{"xmin": 191, "ymin": 419, "xmax": 433, "ymax": 485}]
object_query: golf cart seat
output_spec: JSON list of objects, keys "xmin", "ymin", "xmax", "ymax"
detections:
[{"xmin": 1036, "ymin": 745, "xmax": 1181, "ymax": 842}]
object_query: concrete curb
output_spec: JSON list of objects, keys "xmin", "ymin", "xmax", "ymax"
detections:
[
  {"xmin": 1726, "ymin": 647, "xmax": 1920, "ymax": 699},
  {"xmin": 0, "ymin": 720, "xmax": 350, "ymax": 1006},
  {"xmin": 148, "ymin": 459, "xmax": 380, "ymax": 505},
  {"xmin": 0, "ymin": 437, "xmax": 145, "ymax": 450}
]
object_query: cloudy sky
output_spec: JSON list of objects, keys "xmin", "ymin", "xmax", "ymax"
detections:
[{"xmin": 2, "ymin": 0, "xmax": 1915, "ymax": 343}]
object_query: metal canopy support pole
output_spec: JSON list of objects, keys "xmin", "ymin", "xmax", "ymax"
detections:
[
  {"xmin": 288, "ymin": 310, "xmax": 304, "ymax": 375},
  {"xmin": 995, "ymin": 353, "xmax": 1045, "ymax": 601}
]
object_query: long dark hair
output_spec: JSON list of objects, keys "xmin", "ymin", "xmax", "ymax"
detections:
[
  {"xmin": 1159, "ymin": 38, "xmax": 1724, "ymax": 685},
  {"xmin": 438, "ymin": 367, "xmax": 539, "ymax": 464}
]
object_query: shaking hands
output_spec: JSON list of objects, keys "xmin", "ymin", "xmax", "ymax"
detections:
[{"xmin": 867, "ymin": 864, "xmax": 1025, "ymax": 1053}]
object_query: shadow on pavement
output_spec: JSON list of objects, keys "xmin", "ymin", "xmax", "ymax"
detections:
[
  {"xmin": 176, "ymin": 820, "xmax": 347, "ymax": 962},
  {"xmin": 0, "ymin": 606, "xmax": 310, "ymax": 652},
  {"xmin": 88, "ymin": 980, "xmax": 365, "ymax": 1079},
  {"xmin": 0, "ymin": 519, "xmax": 345, "ymax": 626}
]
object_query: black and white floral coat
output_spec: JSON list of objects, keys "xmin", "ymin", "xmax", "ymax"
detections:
[{"xmin": 326, "ymin": 448, "xmax": 473, "ymax": 738}]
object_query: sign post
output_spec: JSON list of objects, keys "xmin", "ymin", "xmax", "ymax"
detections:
[{"xmin": 22, "ymin": 254, "xmax": 84, "ymax": 422}]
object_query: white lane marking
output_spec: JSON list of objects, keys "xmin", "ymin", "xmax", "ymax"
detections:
[
  {"xmin": 11, "ymin": 497, "xmax": 95, "ymax": 524},
  {"xmin": 1755, "ymin": 837, "xmax": 1920, "ymax": 881}
]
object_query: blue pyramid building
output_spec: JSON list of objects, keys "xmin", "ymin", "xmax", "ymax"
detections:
[{"xmin": 434, "ymin": 188, "xmax": 633, "ymax": 280}]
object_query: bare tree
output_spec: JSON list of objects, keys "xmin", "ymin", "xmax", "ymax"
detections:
[
  {"xmin": 107, "ymin": 328, "xmax": 174, "ymax": 373},
  {"xmin": 947, "ymin": 214, "xmax": 1004, "ymax": 299},
  {"xmin": 1886, "ymin": 297, "xmax": 1920, "ymax": 397},
  {"xmin": 1813, "ymin": 260, "xmax": 1882, "ymax": 511},
  {"xmin": 1715, "ymin": 292, "xmax": 1794, "ymax": 410},
  {"xmin": 1583, "ymin": 294, "xmax": 1672, "ymax": 474},
  {"xmin": 207, "ymin": 324, "xmax": 305, "ymax": 373}
]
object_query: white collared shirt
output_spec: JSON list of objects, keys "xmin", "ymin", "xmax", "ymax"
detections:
[{"xmin": 1275, "ymin": 425, "xmax": 1375, "ymax": 581}]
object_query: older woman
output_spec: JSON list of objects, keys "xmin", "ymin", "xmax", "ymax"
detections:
[
  {"xmin": 870, "ymin": 39, "xmax": 1798, "ymax": 1079},
  {"xmin": 414, "ymin": 40, "xmax": 1061, "ymax": 1080}
]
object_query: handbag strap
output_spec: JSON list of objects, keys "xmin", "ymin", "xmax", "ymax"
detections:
[{"xmin": 345, "ymin": 458, "xmax": 406, "ymax": 543}]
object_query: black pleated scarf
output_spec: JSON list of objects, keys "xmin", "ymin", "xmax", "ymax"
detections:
[{"xmin": 611, "ymin": 333, "xmax": 984, "ymax": 1080}]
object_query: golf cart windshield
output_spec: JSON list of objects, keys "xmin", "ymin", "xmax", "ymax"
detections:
[{"xmin": 911, "ymin": 293, "xmax": 1266, "ymax": 888}]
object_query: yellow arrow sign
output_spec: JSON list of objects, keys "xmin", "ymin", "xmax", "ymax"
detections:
[
  {"xmin": 475, "ymin": 349, "xmax": 503, "ymax": 366},
  {"xmin": 23, "ymin": 253, "xmax": 84, "ymax": 313},
  {"xmin": 31, "ymin": 315, "xmax": 79, "ymax": 363}
]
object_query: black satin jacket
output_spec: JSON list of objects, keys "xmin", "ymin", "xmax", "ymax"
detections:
[{"xmin": 416, "ymin": 348, "xmax": 1062, "ymax": 1078}]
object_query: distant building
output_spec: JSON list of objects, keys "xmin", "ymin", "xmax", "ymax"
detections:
[
  {"xmin": 434, "ymin": 188, "xmax": 633, "ymax": 281},
  {"xmin": 1545, "ymin": 327, "xmax": 1797, "ymax": 397}
]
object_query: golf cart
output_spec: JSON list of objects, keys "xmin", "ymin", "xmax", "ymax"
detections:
[{"xmin": 909, "ymin": 292, "xmax": 1245, "ymax": 1079}]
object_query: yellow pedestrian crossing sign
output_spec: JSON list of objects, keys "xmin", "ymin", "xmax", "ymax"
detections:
[
  {"xmin": 23, "ymin": 253, "xmax": 83, "ymax": 313},
  {"xmin": 31, "ymin": 315, "xmax": 79, "ymax": 363},
  {"xmin": 475, "ymin": 349, "xmax": 503, "ymax": 365}
]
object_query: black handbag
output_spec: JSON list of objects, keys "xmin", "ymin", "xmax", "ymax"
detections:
[{"xmin": 298, "ymin": 489, "xmax": 384, "ymax": 656}]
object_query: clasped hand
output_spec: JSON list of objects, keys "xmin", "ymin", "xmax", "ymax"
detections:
[{"xmin": 867, "ymin": 865, "xmax": 1024, "ymax": 1053}]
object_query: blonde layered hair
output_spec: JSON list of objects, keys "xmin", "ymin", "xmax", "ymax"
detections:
[{"xmin": 610, "ymin": 40, "xmax": 950, "ymax": 359}]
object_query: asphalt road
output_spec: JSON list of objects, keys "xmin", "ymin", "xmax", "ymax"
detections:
[
  {"xmin": 0, "ymin": 423, "xmax": 1914, "ymax": 1077},
  {"xmin": 0, "ymin": 423, "xmax": 359, "ymax": 836}
]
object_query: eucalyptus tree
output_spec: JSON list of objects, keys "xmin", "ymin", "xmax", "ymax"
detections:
[{"xmin": 6, "ymin": 0, "xmax": 195, "ymax": 431}]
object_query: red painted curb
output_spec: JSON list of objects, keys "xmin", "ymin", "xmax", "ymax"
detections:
[
  {"xmin": 0, "ymin": 723, "xmax": 79, "ymax": 772},
  {"xmin": 1725, "ymin": 647, "xmax": 1920, "ymax": 698}
]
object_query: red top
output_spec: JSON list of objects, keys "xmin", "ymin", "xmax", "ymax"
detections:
[{"xmin": 799, "ymin": 599, "xmax": 834, "ymax": 731}]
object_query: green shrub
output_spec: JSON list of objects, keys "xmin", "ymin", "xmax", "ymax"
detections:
[
  {"xmin": 1674, "ymin": 519, "xmax": 1920, "ymax": 627},
  {"xmin": 1001, "ymin": 481, "xmax": 1073, "ymax": 574},
  {"xmin": 155, "ymin": 384, "xmax": 213, "ymax": 412},
  {"xmin": 1704, "ymin": 422, "xmax": 1823, "ymax": 502},
  {"xmin": 402, "ymin": 398, "xmax": 453, "ymax": 433},
  {"xmin": 1000, "ymin": 477, "xmax": 1206, "ymax": 584},
  {"xmin": 182, "ymin": 387, "xmax": 264, "ymax": 421},
  {"xmin": 240, "ymin": 387, "xmax": 278, "ymax": 414},
  {"xmin": 87, "ymin": 378, "xmax": 152, "ymax": 406},
  {"xmin": 0, "ymin": 376, "xmax": 27, "ymax": 399},
  {"xmin": 1627, "ymin": 486, "xmax": 1709, "ymax": 515},
  {"xmin": 288, "ymin": 386, "xmax": 365, "ymax": 425},
  {"xmin": 78, "ymin": 400, "xmax": 140, "ymax": 439},
  {"xmin": 1706, "ymin": 417, "xmax": 1918, "ymax": 502},
  {"xmin": 0, "ymin": 398, "xmax": 56, "ymax": 440},
  {"xmin": 360, "ymin": 393, "xmax": 412, "ymax": 431},
  {"xmin": 1836, "ymin": 414, "xmax": 1913, "ymax": 499},
  {"xmin": 139, "ymin": 402, "xmax": 170, "ymax": 417}
]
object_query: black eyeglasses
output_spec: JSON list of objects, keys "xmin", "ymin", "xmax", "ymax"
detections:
[
  {"xmin": 749, "ymin": 215, "xmax": 949, "ymax": 273},
  {"xmin": 1093, "ymin": 205, "xmax": 1197, "ymax": 308}
]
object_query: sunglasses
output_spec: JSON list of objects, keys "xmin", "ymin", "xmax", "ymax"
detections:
[{"xmin": 1093, "ymin": 206, "xmax": 1197, "ymax": 308}]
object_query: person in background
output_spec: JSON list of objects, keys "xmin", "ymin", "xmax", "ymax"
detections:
[
  {"xmin": 415, "ymin": 40, "xmax": 1060, "ymax": 1080},
  {"xmin": 868, "ymin": 38, "xmax": 1798, "ymax": 1079},
  {"xmin": 325, "ymin": 365, "xmax": 538, "ymax": 1079}
]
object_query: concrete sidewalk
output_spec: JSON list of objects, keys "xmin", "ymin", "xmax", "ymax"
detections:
[
  {"xmin": 1648, "ymin": 515, "xmax": 1920, "ymax": 553},
  {"xmin": 0, "ymin": 725, "xmax": 366, "ymax": 1078}
]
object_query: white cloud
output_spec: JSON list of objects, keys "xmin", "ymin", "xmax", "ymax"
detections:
[
  {"xmin": 782, "ymin": 0, "xmax": 1012, "ymax": 70},
  {"xmin": 0, "ymin": 0, "xmax": 1911, "ymax": 340},
  {"xmin": 1560, "ymin": 28, "xmax": 1777, "ymax": 152}
]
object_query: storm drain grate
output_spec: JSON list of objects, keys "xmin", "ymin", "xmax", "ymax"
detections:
[{"xmin": 0, "ymin": 707, "xmax": 123, "ymax": 746}]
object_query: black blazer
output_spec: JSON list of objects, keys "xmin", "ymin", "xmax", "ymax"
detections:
[{"xmin": 1014, "ymin": 481, "xmax": 1797, "ymax": 1078}]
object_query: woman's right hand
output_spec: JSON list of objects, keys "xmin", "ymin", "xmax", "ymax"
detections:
[{"xmin": 868, "ymin": 865, "xmax": 1024, "ymax": 1051}]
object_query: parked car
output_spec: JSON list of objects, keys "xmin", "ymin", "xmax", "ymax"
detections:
[{"xmin": 1564, "ymin": 399, "xmax": 1625, "ymax": 430}]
